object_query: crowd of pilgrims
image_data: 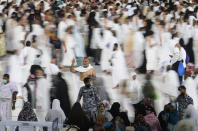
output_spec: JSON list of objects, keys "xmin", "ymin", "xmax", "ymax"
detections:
[{"xmin": 1, "ymin": 0, "xmax": 198, "ymax": 131}]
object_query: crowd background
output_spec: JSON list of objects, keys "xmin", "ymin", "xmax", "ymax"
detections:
[{"xmin": 0, "ymin": 0, "xmax": 198, "ymax": 131}]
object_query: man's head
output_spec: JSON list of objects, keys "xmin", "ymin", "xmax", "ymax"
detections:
[
  {"xmin": 99, "ymin": 103, "xmax": 105, "ymax": 112},
  {"xmin": 83, "ymin": 57, "xmax": 89, "ymax": 68},
  {"xmin": 3, "ymin": 74, "xmax": 9, "ymax": 84},
  {"xmin": 131, "ymin": 72, "xmax": 137, "ymax": 80},
  {"xmin": 35, "ymin": 69, "xmax": 44, "ymax": 79},
  {"xmin": 178, "ymin": 85, "xmax": 186, "ymax": 95},
  {"xmin": 113, "ymin": 43, "xmax": 118, "ymax": 51},
  {"xmin": 83, "ymin": 77, "xmax": 91, "ymax": 87}
]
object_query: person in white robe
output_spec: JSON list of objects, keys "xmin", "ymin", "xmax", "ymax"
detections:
[
  {"xmin": 111, "ymin": 43, "xmax": 128, "ymax": 89},
  {"xmin": 73, "ymin": 20, "xmax": 86, "ymax": 66},
  {"xmin": 35, "ymin": 68, "xmax": 50, "ymax": 121},
  {"xmin": 61, "ymin": 26, "xmax": 77, "ymax": 67},
  {"xmin": 192, "ymin": 24, "xmax": 198, "ymax": 68},
  {"xmin": 45, "ymin": 99, "xmax": 66, "ymax": 124},
  {"xmin": 11, "ymin": 16, "xmax": 27, "ymax": 51},
  {"xmin": 0, "ymin": 74, "xmax": 18, "ymax": 121},
  {"xmin": 25, "ymin": 22, "xmax": 44, "ymax": 43},
  {"xmin": 5, "ymin": 14, "xmax": 17, "ymax": 52},
  {"xmin": 45, "ymin": 57, "xmax": 60, "ymax": 77},
  {"xmin": 100, "ymin": 29, "xmax": 117, "ymax": 72},
  {"xmin": 57, "ymin": 15, "xmax": 68, "ymax": 41},
  {"xmin": 145, "ymin": 31, "xmax": 158, "ymax": 73},
  {"xmin": 37, "ymin": 26, "xmax": 52, "ymax": 69},
  {"xmin": 20, "ymin": 41, "xmax": 40, "ymax": 82},
  {"xmin": 133, "ymin": 28, "xmax": 145, "ymax": 68},
  {"xmin": 7, "ymin": 50, "xmax": 24, "ymax": 96},
  {"xmin": 184, "ymin": 104, "xmax": 198, "ymax": 131},
  {"xmin": 184, "ymin": 76, "xmax": 198, "ymax": 110}
]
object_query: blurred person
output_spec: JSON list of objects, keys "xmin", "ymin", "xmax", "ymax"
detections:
[
  {"xmin": 145, "ymin": 30, "xmax": 158, "ymax": 74},
  {"xmin": 170, "ymin": 43, "xmax": 186, "ymax": 85},
  {"xmin": 184, "ymin": 104, "xmax": 198, "ymax": 131},
  {"xmin": 93, "ymin": 114, "xmax": 107, "ymax": 131},
  {"xmin": 7, "ymin": 50, "xmax": 24, "ymax": 96},
  {"xmin": 0, "ymin": 28, "xmax": 6, "ymax": 56},
  {"xmin": 35, "ymin": 68, "xmax": 50, "ymax": 121},
  {"xmin": 175, "ymin": 119, "xmax": 194, "ymax": 131},
  {"xmin": 110, "ymin": 43, "xmax": 128, "ymax": 89},
  {"xmin": 45, "ymin": 57, "xmax": 60, "ymax": 76},
  {"xmin": 73, "ymin": 16, "xmax": 86, "ymax": 66},
  {"xmin": 52, "ymin": 72, "xmax": 71, "ymax": 117},
  {"xmin": 133, "ymin": 27, "xmax": 145, "ymax": 69},
  {"xmin": 67, "ymin": 102, "xmax": 90, "ymax": 131},
  {"xmin": 17, "ymin": 102, "xmax": 37, "ymax": 121},
  {"xmin": 184, "ymin": 72, "xmax": 198, "ymax": 110},
  {"xmin": 12, "ymin": 15, "xmax": 27, "ymax": 50},
  {"xmin": 108, "ymin": 102, "xmax": 130, "ymax": 127},
  {"xmin": 158, "ymin": 104, "xmax": 170, "ymax": 131},
  {"xmin": 176, "ymin": 85, "xmax": 193, "ymax": 119},
  {"xmin": 0, "ymin": 74, "xmax": 18, "ymax": 121},
  {"xmin": 70, "ymin": 57, "xmax": 96, "ymax": 82},
  {"xmin": 61, "ymin": 26, "xmax": 76, "ymax": 67},
  {"xmin": 92, "ymin": 103, "xmax": 113, "ymax": 122},
  {"xmin": 167, "ymin": 103, "xmax": 180, "ymax": 131},
  {"xmin": 45, "ymin": 99, "xmax": 66, "ymax": 124},
  {"xmin": 77, "ymin": 77, "xmax": 101, "ymax": 120},
  {"xmin": 5, "ymin": 12, "xmax": 17, "ymax": 52},
  {"xmin": 100, "ymin": 28, "xmax": 117, "ymax": 73}
]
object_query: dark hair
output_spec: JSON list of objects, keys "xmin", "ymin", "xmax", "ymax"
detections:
[
  {"xmin": 84, "ymin": 77, "xmax": 91, "ymax": 84},
  {"xmin": 26, "ymin": 41, "xmax": 31, "ymax": 47},
  {"xmin": 178, "ymin": 85, "xmax": 186, "ymax": 91},
  {"xmin": 3, "ymin": 74, "xmax": 9, "ymax": 79}
]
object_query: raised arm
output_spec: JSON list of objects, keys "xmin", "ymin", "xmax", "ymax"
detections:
[{"xmin": 70, "ymin": 59, "xmax": 77, "ymax": 73}]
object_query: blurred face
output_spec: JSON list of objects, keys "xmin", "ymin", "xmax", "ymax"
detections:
[
  {"xmin": 83, "ymin": 58, "xmax": 89, "ymax": 68},
  {"xmin": 179, "ymin": 89, "xmax": 186, "ymax": 94},
  {"xmin": 85, "ymin": 79, "xmax": 91, "ymax": 87},
  {"xmin": 132, "ymin": 75, "xmax": 136, "ymax": 80},
  {"xmin": 99, "ymin": 105, "xmax": 105, "ymax": 112},
  {"xmin": 35, "ymin": 69, "xmax": 44, "ymax": 78},
  {"xmin": 2, "ymin": 76, "xmax": 9, "ymax": 84}
]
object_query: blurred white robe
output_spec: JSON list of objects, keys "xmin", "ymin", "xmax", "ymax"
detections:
[
  {"xmin": 62, "ymin": 34, "xmax": 76, "ymax": 66},
  {"xmin": 36, "ymin": 77, "xmax": 50, "ymax": 121},
  {"xmin": 184, "ymin": 77, "xmax": 198, "ymax": 110},
  {"xmin": 111, "ymin": 49, "xmax": 128, "ymax": 87}
]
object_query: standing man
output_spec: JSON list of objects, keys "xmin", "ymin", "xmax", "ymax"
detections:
[
  {"xmin": 176, "ymin": 85, "xmax": 193, "ymax": 119},
  {"xmin": 0, "ymin": 74, "xmax": 18, "ymax": 121},
  {"xmin": 77, "ymin": 77, "xmax": 101, "ymax": 120},
  {"xmin": 70, "ymin": 57, "xmax": 96, "ymax": 81}
]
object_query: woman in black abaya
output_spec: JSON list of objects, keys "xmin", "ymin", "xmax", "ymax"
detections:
[{"xmin": 52, "ymin": 72, "xmax": 71, "ymax": 117}]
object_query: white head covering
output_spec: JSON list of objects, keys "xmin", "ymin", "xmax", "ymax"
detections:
[
  {"xmin": 52, "ymin": 99, "xmax": 66, "ymax": 121},
  {"xmin": 131, "ymin": 72, "xmax": 137, "ymax": 77}
]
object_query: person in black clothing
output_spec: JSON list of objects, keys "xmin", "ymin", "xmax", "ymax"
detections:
[
  {"xmin": 67, "ymin": 102, "xmax": 90, "ymax": 131},
  {"xmin": 52, "ymin": 72, "xmax": 71, "ymax": 117}
]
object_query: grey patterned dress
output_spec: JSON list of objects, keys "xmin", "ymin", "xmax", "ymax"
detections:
[{"xmin": 77, "ymin": 86, "xmax": 101, "ymax": 119}]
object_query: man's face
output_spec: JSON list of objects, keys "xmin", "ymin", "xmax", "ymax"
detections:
[
  {"xmin": 2, "ymin": 76, "xmax": 9, "ymax": 84},
  {"xmin": 85, "ymin": 79, "xmax": 91, "ymax": 87},
  {"xmin": 83, "ymin": 59, "xmax": 89, "ymax": 68},
  {"xmin": 99, "ymin": 105, "xmax": 105, "ymax": 112},
  {"xmin": 35, "ymin": 70, "xmax": 44, "ymax": 78},
  {"xmin": 180, "ymin": 89, "xmax": 186, "ymax": 94}
]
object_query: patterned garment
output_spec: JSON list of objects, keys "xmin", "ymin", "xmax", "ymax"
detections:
[
  {"xmin": 77, "ymin": 86, "xmax": 101, "ymax": 119},
  {"xmin": 176, "ymin": 94, "xmax": 193, "ymax": 116},
  {"xmin": 18, "ymin": 102, "xmax": 38, "ymax": 121}
]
